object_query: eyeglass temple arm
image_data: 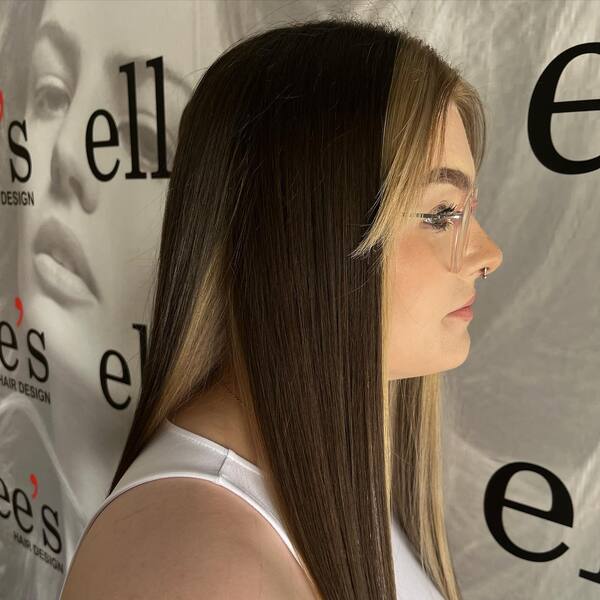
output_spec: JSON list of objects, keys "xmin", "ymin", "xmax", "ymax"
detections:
[{"xmin": 401, "ymin": 212, "xmax": 463, "ymax": 220}]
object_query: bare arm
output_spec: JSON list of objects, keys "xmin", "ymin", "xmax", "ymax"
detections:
[{"xmin": 60, "ymin": 477, "xmax": 313, "ymax": 599}]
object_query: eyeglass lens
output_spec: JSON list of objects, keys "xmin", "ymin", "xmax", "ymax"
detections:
[{"xmin": 451, "ymin": 188, "xmax": 476, "ymax": 273}]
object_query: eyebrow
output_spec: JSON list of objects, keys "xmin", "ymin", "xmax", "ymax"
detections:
[
  {"xmin": 33, "ymin": 20, "xmax": 194, "ymax": 97},
  {"xmin": 427, "ymin": 167, "xmax": 475, "ymax": 192}
]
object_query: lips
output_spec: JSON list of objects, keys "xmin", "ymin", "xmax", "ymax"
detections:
[
  {"xmin": 33, "ymin": 216, "xmax": 99, "ymax": 300},
  {"xmin": 453, "ymin": 292, "xmax": 476, "ymax": 312}
]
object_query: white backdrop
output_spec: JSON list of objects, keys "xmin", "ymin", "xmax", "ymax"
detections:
[{"xmin": 0, "ymin": 1, "xmax": 597, "ymax": 599}]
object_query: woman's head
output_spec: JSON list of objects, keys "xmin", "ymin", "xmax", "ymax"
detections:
[
  {"xmin": 112, "ymin": 17, "xmax": 502, "ymax": 599},
  {"xmin": 386, "ymin": 101, "xmax": 502, "ymax": 379}
]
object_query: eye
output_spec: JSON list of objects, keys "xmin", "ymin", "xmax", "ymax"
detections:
[
  {"xmin": 33, "ymin": 81, "xmax": 70, "ymax": 119},
  {"xmin": 426, "ymin": 202, "xmax": 457, "ymax": 233}
]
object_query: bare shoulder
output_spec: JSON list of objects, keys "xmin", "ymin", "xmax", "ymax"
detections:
[{"xmin": 61, "ymin": 477, "xmax": 316, "ymax": 599}]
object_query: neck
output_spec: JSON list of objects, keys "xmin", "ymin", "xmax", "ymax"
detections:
[{"xmin": 170, "ymin": 376, "xmax": 261, "ymax": 469}]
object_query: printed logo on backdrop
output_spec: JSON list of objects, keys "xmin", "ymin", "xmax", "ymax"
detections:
[
  {"xmin": 529, "ymin": 42, "xmax": 600, "ymax": 175},
  {"xmin": 479, "ymin": 40, "xmax": 600, "ymax": 591},
  {"xmin": 2, "ymin": 55, "xmax": 172, "ymax": 197},
  {"xmin": 0, "ymin": 295, "xmax": 62, "ymax": 572},
  {"xmin": 484, "ymin": 462, "xmax": 600, "ymax": 584},
  {"xmin": 0, "ymin": 294, "xmax": 148, "ymax": 410},
  {"xmin": 0, "ymin": 296, "xmax": 48, "ymax": 401},
  {"xmin": 0, "ymin": 58, "xmax": 171, "ymax": 408},
  {"xmin": 0, "ymin": 53, "xmax": 172, "ymax": 583},
  {"xmin": 1, "ymin": 471, "xmax": 63, "ymax": 573},
  {"xmin": 0, "ymin": 57, "xmax": 167, "ymax": 405}
]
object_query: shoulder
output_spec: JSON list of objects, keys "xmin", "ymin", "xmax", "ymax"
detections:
[{"xmin": 61, "ymin": 477, "xmax": 314, "ymax": 599}]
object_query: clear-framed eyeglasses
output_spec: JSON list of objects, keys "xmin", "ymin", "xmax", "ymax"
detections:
[{"xmin": 403, "ymin": 186, "xmax": 478, "ymax": 273}]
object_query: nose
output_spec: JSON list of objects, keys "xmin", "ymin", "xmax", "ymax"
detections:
[{"xmin": 464, "ymin": 217, "xmax": 503, "ymax": 277}]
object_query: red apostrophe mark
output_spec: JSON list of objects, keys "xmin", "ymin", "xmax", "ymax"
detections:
[
  {"xmin": 15, "ymin": 296, "xmax": 23, "ymax": 327},
  {"xmin": 30, "ymin": 473, "xmax": 38, "ymax": 500},
  {"xmin": 0, "ymin": 90, "xmax": 4, "ymax": 122}
]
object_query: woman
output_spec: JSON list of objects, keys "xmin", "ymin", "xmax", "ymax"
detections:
[{"xmin": 60, "ymin": 17, "xmax": 502, "ymax": 600}]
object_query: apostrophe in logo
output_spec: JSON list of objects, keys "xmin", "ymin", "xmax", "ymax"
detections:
[
  {"xmin": 30, "ymin": 472, "xmax": 38, "ymax": 500},
  {"xmin": 0, "ymin": 89, "xmax": 4, "ymax": 122},
  {"xmin": 15, "ymin": 296, "xmax": 23, "ymax": 327}
]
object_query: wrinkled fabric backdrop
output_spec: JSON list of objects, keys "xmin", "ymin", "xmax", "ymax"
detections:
[{"xmin": 0, "ymin": 1, "xmax": 597, "ymax": 599}]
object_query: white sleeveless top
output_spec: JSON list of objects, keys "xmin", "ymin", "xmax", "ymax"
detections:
[{"xmin": 59, "ymin": 419, "xmax": 445, "ymax": 599}]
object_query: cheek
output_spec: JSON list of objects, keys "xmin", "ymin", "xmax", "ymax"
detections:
[
  {"xmin": 387, "ymin": 233, "xmax": 447, "ymax": 324},
  {"xmin": 17, "ymin": 210, "xmax": 37, "ymax": 263},
  {"xmin": 385, "ymin": 233, "xmax": 470, "ymax": 378}
]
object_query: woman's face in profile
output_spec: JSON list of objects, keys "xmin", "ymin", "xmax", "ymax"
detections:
[
  {"xmin": 16, "ymin": 0, "xmax": 195, "ymax": 387},
  {"xmin": 387, "ymin": 102, "xmax": 503, "ymax": 380}
]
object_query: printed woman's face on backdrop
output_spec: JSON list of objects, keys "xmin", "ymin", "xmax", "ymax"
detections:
[
  {"xmin": 16, "ymin": 0, "xmax": 196, "ymax": 391},
  {"xmin": 387, "ymin": 102, "xmax": 503, "ymax": 380}
]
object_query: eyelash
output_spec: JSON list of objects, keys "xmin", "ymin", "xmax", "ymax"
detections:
[{"xmin": 426, "ymin": 203, "xmax": 457, "ymax": 233}]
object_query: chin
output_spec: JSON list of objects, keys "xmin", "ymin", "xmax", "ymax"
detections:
[{"xmin": 447, "ymin": 343, "xmax": 471, "ymax": 371}]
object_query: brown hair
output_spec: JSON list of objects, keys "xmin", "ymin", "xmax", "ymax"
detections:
[{"xmin": 109, "ymin": 17, "xmax": 485, "ymax": 600}]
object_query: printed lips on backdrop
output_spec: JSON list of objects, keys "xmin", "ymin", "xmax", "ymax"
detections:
[{"xmin": 0, "ymin": 1, "xmax": 597, "ymax": 598}]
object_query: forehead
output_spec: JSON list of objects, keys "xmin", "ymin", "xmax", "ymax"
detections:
[
  {"xmin": 435, "ymin": 102, "xmax": 476, "ymax": 184},
  {"xmin": 41, "ymin": 0, "xmax": 198, "ymax": 97}
]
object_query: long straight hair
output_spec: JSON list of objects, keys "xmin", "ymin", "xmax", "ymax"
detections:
[{"xmin": 109, "ymin": 17, "xmax": 485, "ymax": 600}]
